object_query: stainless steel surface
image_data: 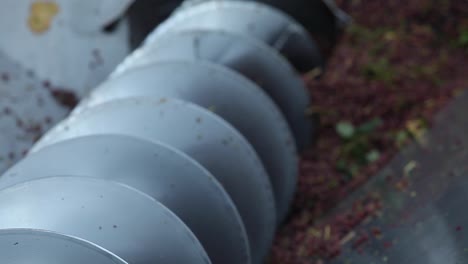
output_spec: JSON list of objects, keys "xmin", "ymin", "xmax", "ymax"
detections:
[
  {"xmin": 147, "ymin": 0, "xmax": 324, "ymax": 72},
  {"xmin": 0, "ymin": 0, "xmax": 131, "ymax": 98},
  {"xmin": 0, "ymin": 1, "xmax": 335, "ymax": 262},
  {"xmin": 0, "ymin": 50, "xmax": 69, "ymax": 173},
  {"xmin": 177, "ymin": 0, "xmax": 350, "ymax": 28},
  {"xmin": 115, "ymin": 30, "xmax": 312, "ymax": 150},
  {"xmin": 0, "ymin": 229, "xmax": 128, "ymax": 264},
  {"xmin": 2, "ymin": 134, "xmax": 249, "ymax": 264},
  {"xmin": 0, "ymin": 176, "xmax": 211, "ymax": 264},
  {"xmin": 321, "ymin": 0, "xmax": 352, "ymax": 28},
  {"xmin": 127, "ymin": 0, "xmax": 347, "ymax": 56},
  {"xmin": 33, "ymin": 97, "xmax": 276, "ymax": 263},
  {"xmin": 65, "ymin": 0, "xmax": 134, "ymax": 34},
  {"xmin": 75, "ymin": 60, "xmax": 297, "ymax": 223},
  {"xmin": 0, "ymin": 0, "xmax": 133, "ymax": 174},
  {"xmin": 251, "ymin": 0, "xmax": 350, "ymax": 59},
  {"xmin": 127, "ymin": 0, "xmax": 183, "ymax": 47}
]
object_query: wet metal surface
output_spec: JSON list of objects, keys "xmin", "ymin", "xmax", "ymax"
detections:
[
  {"xmin": 176, "ymin": 0, "xmax": 349, "ymax": 59},
  {"xmin": 327, "ymin": 91, "xmax": 468, "ymax": 264},
  {"xmin": 0, "ymin": 1, "xmax": 345, "ymax": 263},
  {"xmin": 0, "ymin": 229, "xmax": 128, "ymax": 264},
  {"xmin": 148, "ymin": 0, "xmax": 324, "ymax": 72},
  {"xmin": 0, "ymin": 0, "xmax": 132, "ymax": 175},
  {"xmin": 76, "ymin": 60, "xmax": 298, "ymax": 223},
  {"xmin": 116, "ymin": 30, "xmax": 312, "ymax": 150},
  {"xmin": 0, "ymin": 50, "xmax": 69, "ymax": 173},
  {"xmin": 0, "ymin": 0, "xmax": 131, "ymax": 97},
  {"xmin": 2, "ymin": 135, "xmax": 249, "ymax": 264},
  {"xmin": 0, "ymin": 176, "xmax": 211, "ymax": 264},
  {"xmin": 33, "ymin": 97, "xmax": 276, "ymax": 263}
]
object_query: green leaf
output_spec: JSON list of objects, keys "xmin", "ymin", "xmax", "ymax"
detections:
[
  {"xmin": 336, "ymin": 159, "xmax": 348, "ymax": 172},
  {"xmin": 362, "ymin": 58, "xmax": 395, "ymax": 83},
  {"xmin": 458, "ymin": 29, "xmax": 468, "ymax": 48},
  {"xmin": 366, "ymin": 150, "xmax": 380, "ymax": 163},
  {"xmin": 349, "ymin": 163, "xmax": 361, "ymax": 176},
  {"xmin": 335, "ymin": 159, "xmax": 360, "ymax": 178},
  {"xmin": 328, "ymin": 179, "xmax": 339, "ymax": 188},
  {"xmin": 336, "ymin": 121, "xmax": 355, "ymax": 139},
  {"xmin": 395, "ymin": 130, "xmax": 409, "ymax": 147},
  {"xmin": 357, "ymin": 118, "xmax": 383, "ymax": 134}
]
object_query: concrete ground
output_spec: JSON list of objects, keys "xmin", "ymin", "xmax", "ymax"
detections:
[{"xmin": 327, "ymin": 91, "xmax": 468, "ymax": 263}]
